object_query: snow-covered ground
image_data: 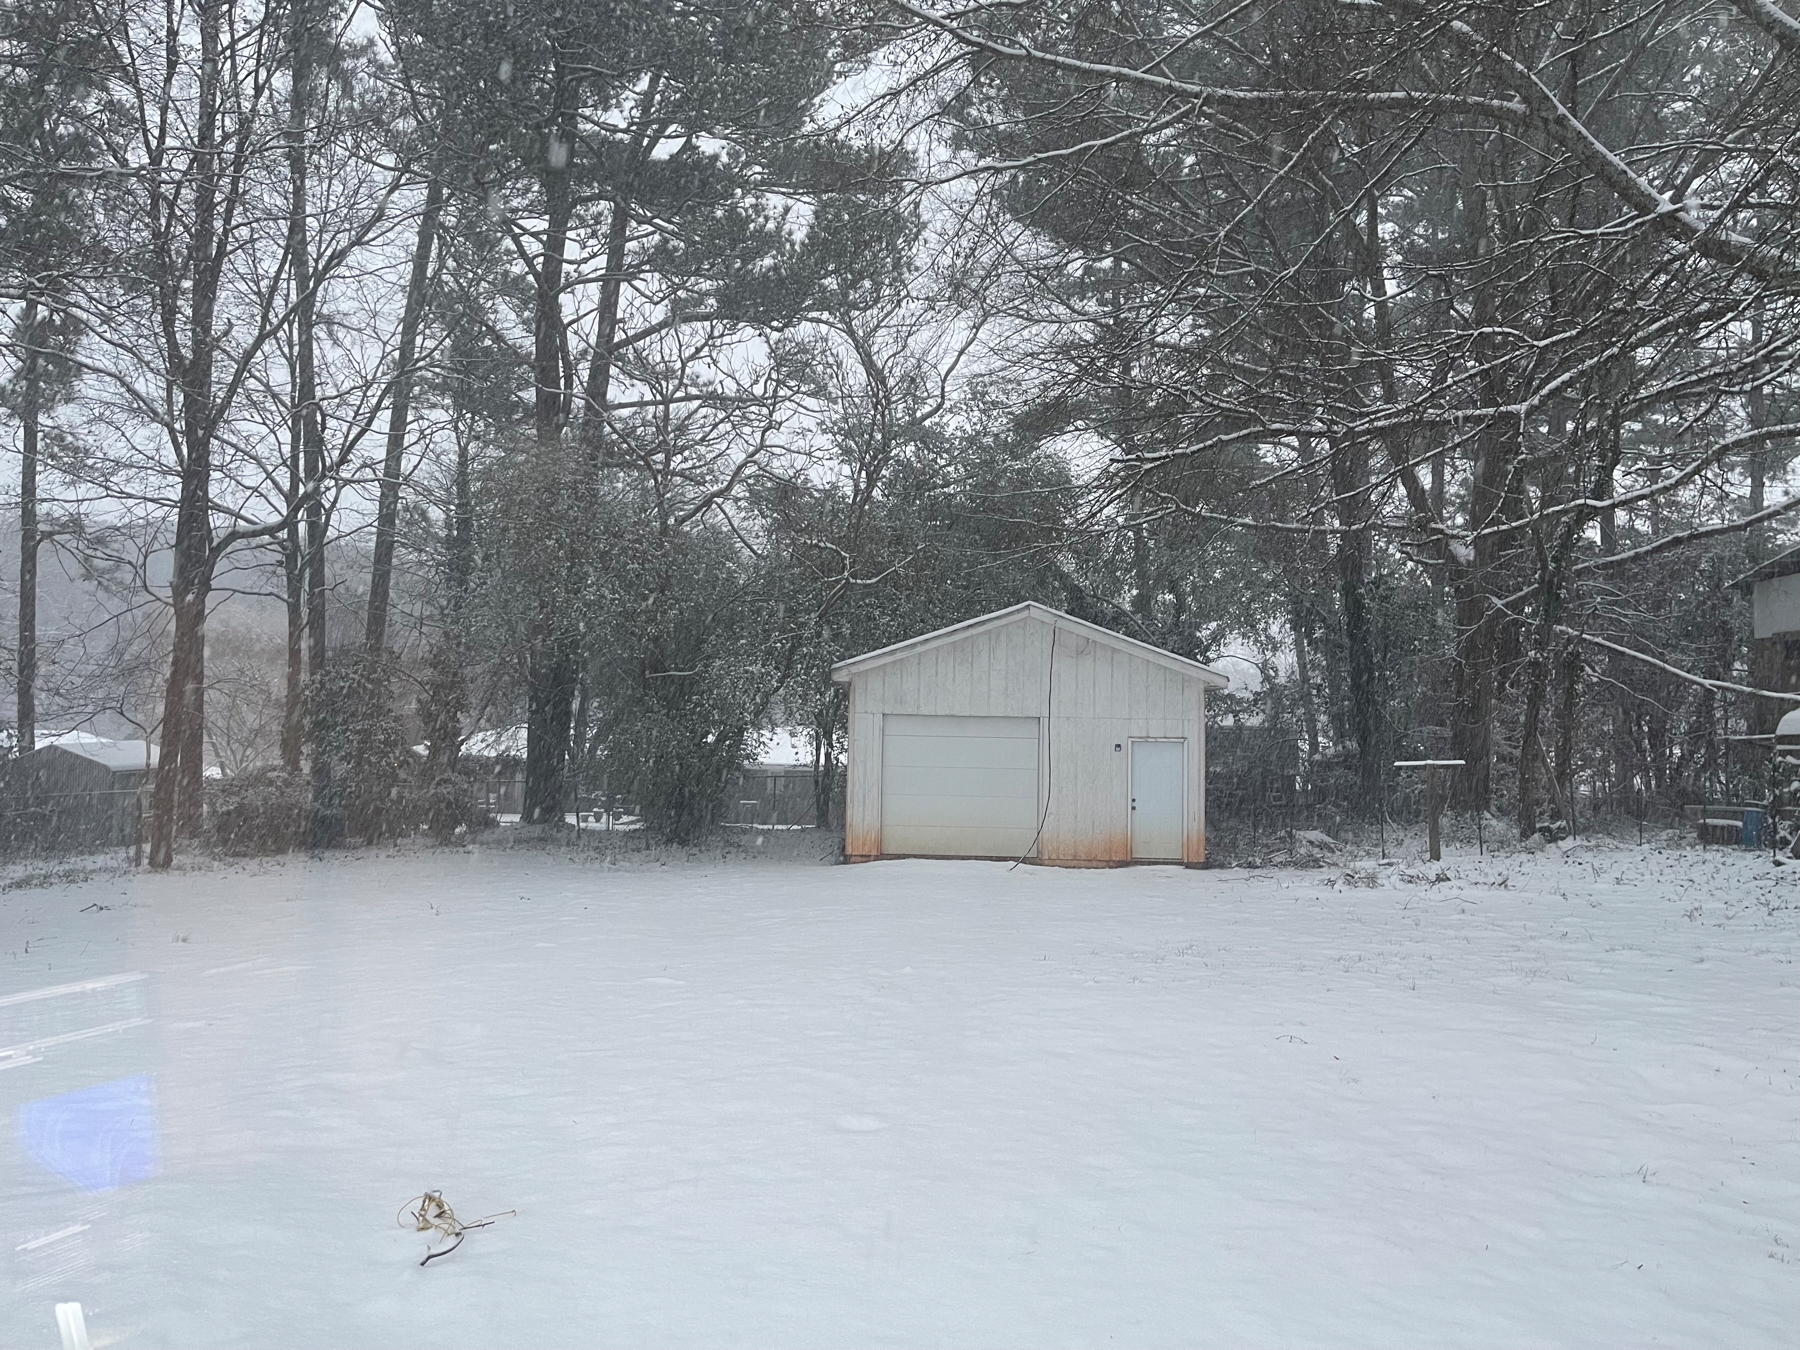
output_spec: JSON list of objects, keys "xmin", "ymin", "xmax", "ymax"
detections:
[{"xmin": 1, "ymin": 840, "xmax": 1794, "ymax": 1347}]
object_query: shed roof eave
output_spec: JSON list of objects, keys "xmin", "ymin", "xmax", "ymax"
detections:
[
  {"xmin": 830, "ymin": 601, "xmax": 1230, "ymax": 688},
  {"xmin": 29, "ymin": 739, "xmax": 159, "ymax": 772},
  {"xmin": 1729, "ymin": 544, "xmax": 1800, "ymax": 593}
]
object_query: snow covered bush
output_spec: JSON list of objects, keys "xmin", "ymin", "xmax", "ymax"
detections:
[
  {"xmin": 423, "ymin": 771, "xmax": 491, "ymax": 844},
  {"xmin": 205, "ymin": 767, "xmax": 309, "ymax": 856},
  {"xmin": 304, "ymin": 652, "xmax": 406, "ymax": 845}
]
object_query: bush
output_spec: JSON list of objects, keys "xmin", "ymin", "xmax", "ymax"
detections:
[
  {"xmin": 305, "ymin": 651, "xmax": 406, "ymax": 845},
  {"xmin": 424, "ymin": 771, "xmax": 491, "ymax": 843},
  {"xmin": 206, "ymin": 768, "xmax": 309, "ymax": 856}
]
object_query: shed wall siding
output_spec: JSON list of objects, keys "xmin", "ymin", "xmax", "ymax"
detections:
[
  {"xmin": 1754, "ymin": 573, "xmax": 1800, "ymax": 638},
  {"xmin": 842, "ymin": 615, "xmax": 1209, "ymax": 864}
]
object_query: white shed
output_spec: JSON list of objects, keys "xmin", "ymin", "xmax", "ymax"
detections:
[{"xmin": 831, "ymin": 602, "xmax": 1229, "ymax": 866}]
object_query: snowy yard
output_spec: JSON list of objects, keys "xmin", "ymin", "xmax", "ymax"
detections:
[{"xmin": 2, "ymin": 841, "xmax": 1794, "ymax": 1348}]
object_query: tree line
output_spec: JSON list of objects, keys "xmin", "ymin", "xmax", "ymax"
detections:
[{"xmin": 2, "ymin": 0, "xmax": 1795, "ymax": 859}]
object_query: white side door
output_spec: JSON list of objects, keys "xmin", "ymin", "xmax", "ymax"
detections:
[
  {"xmin": 1130, "ymin": 738, "xmax": 1185, "ymax": 861},
  {"xmin": 881, "ymin": 714, "xmax": 1040, "ymax": 857}
]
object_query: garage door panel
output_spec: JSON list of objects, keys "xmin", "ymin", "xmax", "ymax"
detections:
[
  {"xmin": 880, "ymin": 787, "xmax": 1040, "ymax": 829},
  {"xmin": 882, "ymin": 735, "xmax": 1039, "ymax": 771},
  {"xmin": 882, "ymin": 824, "xmax": 1039, "ymax": 857},
  {"xmin": 886, "ymin": 714, "xmax": 1037, "ymax": 740},
  {"xmin": 881, "ymin": 714, "xmax": 1040, "ymax": 857},
  {"xmin": 883, "ymin": 763, "xmax": 1038, "ymax": 803}
]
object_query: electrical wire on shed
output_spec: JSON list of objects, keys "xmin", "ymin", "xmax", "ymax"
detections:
[{"xmin": 1011, "ymin": 624, "xmax": 1058, "ymax": 871}]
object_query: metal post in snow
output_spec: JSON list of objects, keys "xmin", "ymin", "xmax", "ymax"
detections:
[
  {"xmin": 1772, "ymin": 749, "xmax": 1779, "ymax": 860},
  {"xmin": 1394, "ymin": 760, "xmax": 1467, "ymax": 862},
  {"xmin": 1428, "ymin": 765, "xmax": 1440, "ymax": 860}
]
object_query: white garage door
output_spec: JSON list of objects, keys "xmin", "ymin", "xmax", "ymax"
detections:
[{"xmin": 881, "ymin": 714, "xmax": 1040, "ymax": 857}]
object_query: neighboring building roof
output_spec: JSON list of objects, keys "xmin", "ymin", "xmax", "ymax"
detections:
[
  {"xmin": 40, "ymin": 730, "xmax": 108, "ymax": 747},
  {"xmin": 462, "ymin": 725, "xmax": 528, "ymax": 760},
  {"xmin": 39, "ymin": 738, "xmax": 158, "ymax": 772},
  {"xmin": 757, "ymin": 728, "xmax": 814, "ymax": 767},
  {"xmin": 830, "ymin": 602, "xmax": 1230, "ymax": 689}
]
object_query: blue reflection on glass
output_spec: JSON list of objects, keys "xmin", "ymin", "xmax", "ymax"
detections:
[{"xmin": 18, "ymin": 1074, "xmax": 160, "ymax": 1193}]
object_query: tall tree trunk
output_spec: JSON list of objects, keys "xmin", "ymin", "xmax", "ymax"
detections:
[
  {"xmin": 1596, "ymin": 416, "xmax": 1619, "ymax": 556},
  {"xmin": 1444, "ymin": 135, "xmax": 1518, "ymax": 814},
  {"xmin": 451, "ymin": 418, "xmax": 473, "ymax": 602},
  {"xmin": 281, "ymin": 327, "xmax": 303, "ymax": 772},
  {"xmin": 177, "ymin": 614, "xmax": 206, "ymax": 837},
  {"xmin": 1516, "ymin": 650, "xmax": 1548, "ymax": 839},
  {"xmin": 568, "ymin": 663, "xmax": 591, "ymax": 818},
  {"xmin": 282, "ymin": 446, "xmax": 303, "ymax": 770},
  {"xmin": 523, "ymin": 647, "xmax": 577, "ymax": 824},
  {"xmin": 1129, "ymin": 514, "xmax": 1153, "ymax": 619},
  {"xmin": 549, "ymin": 181, "xmax": 641, "ymax": 820},
  {"xmin": 1555, "ymin": 645, "xmax": 1580, "ymax": 831},
  {"xmin": 419, "ymin": 419, "xmax": 474, "ymax": 780},
  {"xmin": 150, "ymin": 1, "xmax": 224, "ymax": 869},
  {"xmin": 364, "ymin": 175, "xmax": 443, "ymax": 653},
  {"xmin": 1447, "ymin": 396, "xmax": 1525, "ymax": 814},
  {"xmin": 1747, "ymin": 312, "xmax": 1769, "ymax": 567},
  {"xmin": 1517, "ymin": 485, "xmax": 1586, "ymax": 838},
  {"xmin": 523, "ymin": 91, "xmax": 580, "ymax": 827},
  {"xmin": 1289, "ymin": 600, "xmax": 1321, "ymax": 769},
  {"xmin": 812, "ymin": 699, "xmax": 839, "ymax": 830},
  {"xmin": 578, "ymin": 67, "xmax": 657, "ymax": 453},
  {"xmin": 533, "ymin": 115, "xmax": 575, "ymax": 449},
  {"xmin": 1518, "ymin": 406, "xmax": 1570, "ymax": 841},
  {"xmin": 289, "ymin": 1, "xmax": 335, "ymax": 845},
  {"xmin": 1330, "ymin": 437, "xmax": 1381, "ymax": 798},
  {"xmin": 1448, "ymin": 592, "xmax": 1498, "ymax": 812},
  {"xmin": 151, "ymin": 591, "xmax": 203, "ymax": 867},
  {"xmin": 560, "ymin": 75, "xmax": 661, "ymax": 819},
  {"xmin": 580, "ymin": 188, "xmax": 634, "ymax": 451},
  {"xmin": 16, "ymin": 300, "xmax": 40, "ymax": 755}
]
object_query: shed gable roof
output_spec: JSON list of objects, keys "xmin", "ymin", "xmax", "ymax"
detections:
[
  {"xmin": 1730, "ymin": 545, "xmax": 1800, "ymax": 594},
  {"xmin": 36, "ymin": 738, "xmax": 158, "ymax": 772},
  {"xmin": 830, "ymin": 602, "xmax": 1229, "ymax": 688}
]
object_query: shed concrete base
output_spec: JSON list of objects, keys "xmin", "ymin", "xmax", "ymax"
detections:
[{"xmin": 844, "ymin": 853, "xmax": 1161, "ymax": 868}]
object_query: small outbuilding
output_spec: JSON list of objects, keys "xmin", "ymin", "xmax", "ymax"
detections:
[
  {"xmin": 723, "ymin": 729, "xmax": 824, "ymax": 828},
  {"xmin": 1733, "ymin": 547, "xmax": 1800, "ymax": 736},
  {"xmin": 5, "ymin": 736, "xmax": 157, "ymax": 850},
  {"xmin": 831, "ymin": 603, "xmax": 1229, "ymax": 866}
]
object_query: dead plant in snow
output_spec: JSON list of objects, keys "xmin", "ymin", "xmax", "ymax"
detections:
[{"xmin": 398, "ymin": 1191, "xmax": 515, "ymax": 1266}]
